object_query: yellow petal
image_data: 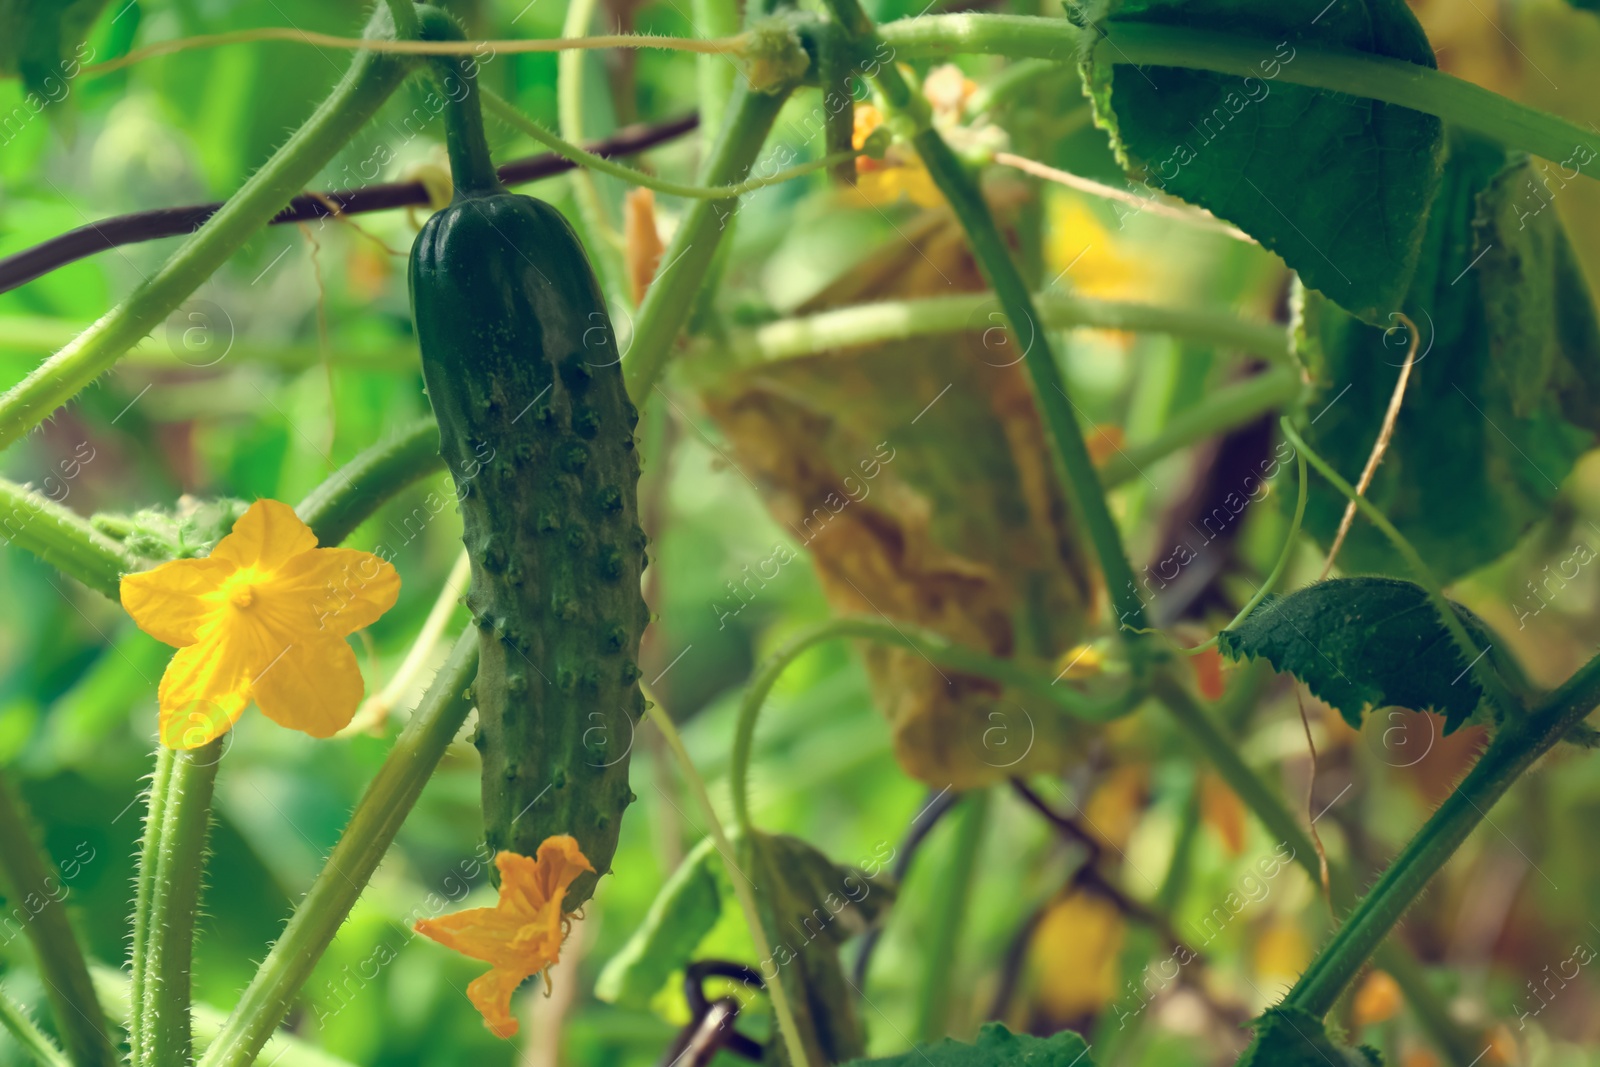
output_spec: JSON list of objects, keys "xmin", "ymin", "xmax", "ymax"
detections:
[
  {"xmin": 210, "ymin": 499, "xmax": 318, "ymax": 572},
  {"xmin": 415, "ymin": 905, "xmax": 531, "ymax": 969},
  {"xmin": 250, "ymin": 636, "xmax": 365, "ymax": 738},
  {"xmin": 500, "ymin": 838, "xmax": 594, "ymax": 916},
  {"xmin": 466, "ymin": 967, "xmax": 528, "ymax": 1039},
  {"xmin": 121, "ymin": 557, "xmax": 235, "ymax": 648},
  {"xmin": 157, "ymin": 621, "xmax": 259, "ymax": 748},
  {"xmin": 259, "ymin": 547, "xmax": 400, "ymax": 638}
]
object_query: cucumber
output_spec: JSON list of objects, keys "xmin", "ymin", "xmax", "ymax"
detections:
[{"xmin": 407, "ymin": 13, "xmax": 648, "ymax": 907}]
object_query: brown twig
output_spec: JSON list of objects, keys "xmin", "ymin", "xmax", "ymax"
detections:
[
  {"xmin": 0, "ymin": 112, "xmax": 698, "ymax": 295},
  {"xmin": 1319, "ymin": 311, "xmax": 1419, "ymax": 578}
]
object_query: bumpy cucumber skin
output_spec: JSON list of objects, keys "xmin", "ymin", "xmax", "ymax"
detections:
[{"xmin": 410, "ymin": 191, "xmax": 648, "ymax": 908}]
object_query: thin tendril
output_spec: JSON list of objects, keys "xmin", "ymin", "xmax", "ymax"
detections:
[{"xmin": 79, "ymin": 29, "xmax": 748, "ymax": 78}]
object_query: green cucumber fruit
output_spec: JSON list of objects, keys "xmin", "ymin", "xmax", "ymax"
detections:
[{"xmin": 407, "ymin": 12, "xmax": 648, "ymax": 908}]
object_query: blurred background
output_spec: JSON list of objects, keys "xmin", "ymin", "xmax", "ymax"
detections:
[{"xmin": 5, "ymin": 0, "xmax": 1600, "ymax": 1063}]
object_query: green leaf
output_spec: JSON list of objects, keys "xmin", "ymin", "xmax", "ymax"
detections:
[
  {"xmin": 1081, "ymin": 0, "xmax": 1445, "ymax": 322},
  {"xmin": 1218, "ymin": 577, "xmax": 1514, "ymax": 734},
  {"xmin": 594, "ymin": 838, "xmax": 722, "ymax": 1010},
  {"xmin": 741, "ymin": 831, "xmax": 895, "ymax": 1066},
  {"xmin": 1293, "ymin": 131, "xmax": 1600, "ymax": 582},
  {"xmin": 839, "ymin": 1022, "xmax": 1096, "ymax": 1066},
  {"xmin": 1237, "ymin": 1008, "xmax": 1381, "ymax": 1066},
  {"xmin": 0, "ymin": 0, "xmax": 108, "ymax": 95}
]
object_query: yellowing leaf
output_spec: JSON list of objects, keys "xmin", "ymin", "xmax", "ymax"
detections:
[{"xmin": 701, "ymin": 210, "xmax": 1097, "ymax": 788}]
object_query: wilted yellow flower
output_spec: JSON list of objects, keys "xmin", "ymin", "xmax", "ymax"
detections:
[
  {"xmin": 1030, "ymin": 892, "xmax": 1126, "ymax": 1019},
  {"xmin": 414, "ymin": 839, "xmax": 594, "ymax": 1038},
  {"xmin": 120, "ymin": 498, "xmax": 399, "ymax": 749}
]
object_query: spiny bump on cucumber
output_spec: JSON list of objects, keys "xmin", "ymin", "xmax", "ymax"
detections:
[{"xmin": 408, "ymin": 11, "xmax": 648, "ymax": 909}]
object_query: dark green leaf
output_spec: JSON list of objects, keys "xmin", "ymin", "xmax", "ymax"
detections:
[
  {"xmin": 594, "ymin": 838, "xmax": 722, "ymax": 1009},
  {"xmin": 839, "ymin": 1022, "xmax": 1096, "ymax": 1066},
  {"xmin": 742, "ymin": 831, "xmax": 895, "ymax": 1066},
  {"xmin": 1237, "ymin": 1008, "xmax": 1382, "ymax": 1066},
  {"xmin": 1294, "ymin": 131, "xmax": 1600, "ymax": 582},
  {"xmin": 1081, "ymin": 0, "xmax": 1445, "ymax": 321},
  {"xmin": 1217, "ymin": 577, "xmax": 1513, "ymax": 733}
]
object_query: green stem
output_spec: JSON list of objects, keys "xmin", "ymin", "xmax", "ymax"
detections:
[
  {"xmin": 621, "ymin": 82, "xmax": 791, "ymax": 400},
  {"xmin": 130, "ymin": 745, "xmax": 174, "ymax": 1067},
  {"xmin": 140, "ymin": 739, "xmax": 223, "ymax": 1067},
  {"xmin": 0, "ymin": 988, "xmax": 70, "ymax": 1067},
  {"xmin": 194, "ymin": 631, "xmax": 478, "ymax": 1067},
  {"xmin": 0, "ymin": 772, "xmax": 118, "ymax": 1067},
  {"xmin": 691, "ymin": 0, "xmax": 741, "ymax": 153},
  {"xmin": 873, "ymin": 16, "xmax": 1600, "ymax": 172},
  {"xmin": 642, "ymin": 701, "xmax": 811, "ymax": 1067},
  {"xmin": 294, "ymin": 418, "xmax": 442, "ymax": 547},
  {"xmin": 419, "ymin": 10, "xmax": 503, "ymax": 198},
  {"xmin": 914, "ymin": 790, "xmax": 988, "ymax": 1044},
  {"xmin": 816, "ymin": 0, "xmax": 1150, "ymax": 644},
  {"xmin": 93, "ymin": 966, "xmax": 358, "ymax": 1067},
  {"xmin": 1101, "ymin": 365, "xmax": 1302, "ymax": 488},
  {"xmin": 1286, "ymin": 651, "xmax": 1600, "ymax": 1016},
  {"xmin": 382, "ymin": 0, "xmax": 418, "ymax": 39},
  {"xmin": 483, "ymin": 89, "xmax": 857, "ymax": 200},
  {"xmin": 1150, "ymin": 672, "xmax": 1484, "ymax": 1060},
  {"xmin": 0, "ymin": 4, "xmax": 418, "ymax": 453},
  {"xmin": 92, "ymin": 965, "xmax": 357, "ymax": 1067},
  {"xmin": 735, "ymin": 292, "xmax": 1290, "ymax": 367},
  {"xmin": 730, "ymin": 616, "xmax": 1135, "ymax": 830},
  {"xmin": 1278, "ymin": 419, "xmax": 1519, "ymax": 719},
  {"xmin": 0, "ymin": 477, "xmax": 139, "ymax": 599}
]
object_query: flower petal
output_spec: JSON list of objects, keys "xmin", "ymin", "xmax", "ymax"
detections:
[
  {"xmin": 250, "ymin": 636, "xmax": 365, "ymax": 739},
  {"xmin": 498, "ymin": 839, "xmax": 594, "ymax": 918},
  {"xmin": 121, "ymin": 557, "xmax": 235, "ymax": 647},
  {"xmin": 157, "ymin": 621, "xmax": 258, "ymax": 748},
  {"xmin": 210, "ymin": 499, "xmax": 318, "ymax": 571},
  {"xmin": 258, "ymin": 547, "xmax": 400, "ymax": 638},
  {"xmin": 414, "ymin": 906, "xmax": 530, "ymax": 969},
  {"xmin": 466, "ymin": 967, "xmax": 528, "ymax": 1039}
]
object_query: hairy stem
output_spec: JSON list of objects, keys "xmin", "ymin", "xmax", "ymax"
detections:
[
  {"xmin": 1285, "ymin": 652, "xmax": 1600, "ymax": 1016},
  {"xmin": 736, "ymin": 292, "xmax": 1290, "ymax": 368},
  {"xmin": 0, "ymin": 4, "xmax": 417, "ymax": 452},
  {"xmin": 139, "ymin": 739, "xmax": 223, "ymax": 1067},
  {"xmin": 0, "ymin": 477, "xmax": 140, "ymax": 598},
  {"xmin": 1151, "ymin": 672, "xmax": 1486, "ymax": 1059},
  {"xmin": 0, "ymin": 771, "xmax": 118, "ymax": 1067},
  {"xmin": 820, "ymin": 0, "xmax": 1151, "ymax": 645},
  {"xmin": 195, "ymin": 631, "xmax": 478, "ymax": 1067},
  {"xmin": 0, "ymin": 988, "xmax": 70, "ymax": 1067},
  {"xmin": 730, "ymin": 616, "xmax": 1135, "ymax": 830},
  {"xmin": 129, "ymin": 745, "xmax": 173, "ymax": 1066}
]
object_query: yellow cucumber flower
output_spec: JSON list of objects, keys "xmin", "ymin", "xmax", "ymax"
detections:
[
  {"xmin": 414, "ymin": 838, "xmax": 594, "ymax": 1038},
  {"xmin": 120, "ymin": 498, "xmax": 399, "ymax": 749}
]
